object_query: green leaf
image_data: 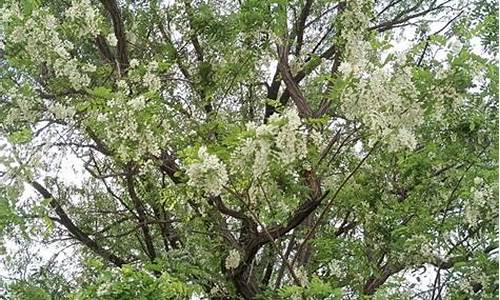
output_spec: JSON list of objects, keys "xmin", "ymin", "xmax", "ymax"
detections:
[{"xmin": 8, "ymin": 127, "xmax": 32, "ymax": 144}]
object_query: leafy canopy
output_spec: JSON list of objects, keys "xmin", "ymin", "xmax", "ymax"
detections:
[{"xmin": 0, "ymin": 0, "xmax": 497, "ymax": 299}]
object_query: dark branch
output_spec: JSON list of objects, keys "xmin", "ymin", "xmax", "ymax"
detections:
[{"xmin": 30, "ymin": 181, "xmax": 127, "ymax": 267}]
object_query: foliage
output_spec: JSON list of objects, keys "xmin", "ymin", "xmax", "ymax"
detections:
[{"xmin": 0, "ymin": 0, "xmax": 497, "ymax": 299}]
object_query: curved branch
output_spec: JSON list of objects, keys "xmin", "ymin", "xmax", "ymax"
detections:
[{"xmin": 30, "ymin": 181, "xmax": 127, "ymax": 267}]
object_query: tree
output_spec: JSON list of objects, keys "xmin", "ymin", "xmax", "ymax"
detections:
[{"xmin": 0, "ymin": 0, "xmax": 497, "ymax": 299}]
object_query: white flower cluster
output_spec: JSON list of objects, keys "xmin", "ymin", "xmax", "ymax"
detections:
[
  {"xmin": 53, "ymin": 58, "xmax": 92, "ymax": 90},
  {"xmin": 0, "ymin": 2, "xmax": 21, "ymax": 24},
  {"xmin": 341, "ymin": 67, "xmax": 423, "ymax": 151},
  {"xmin": 327, "ymin": 259, "xmax": 345, "ymax": 277},
  {"xmin": 86, "ymin": 94, "xmax": 171, "ymax": 163},
  {"xmin": 338, "ymin": 2, "xmax": 423, "ymax": 151},
  {"xmin": 47, "ymin": 102, "xmax": 76, "ymax": 120},
  {"xmin": 143, "ymin": 61, "xmax": 162, "ymax": 92},
  {"xmin": 464, "ymin": 177, "xmax": 495, "ymax": 225},
  {"xmin": 275, "ymin": 108, "xmax": 307, "ymax": 164},
  {"xmin": 225, "ymin": 249, "xmax": 241, "ymax": 270},
  {"xmin": 0, "ymin": 5, "xmax": 98, "ymax": 91},
  {"xmin": 295, "ymin": 266, "xmax": 309, "ymax": 286},
  {"xmin": 186, "ymin": 146, "xmax": 229, "ymax": 196},
  {"xmin": 338, "ymin": 0, "xmax": 370, "ymax": 77},
  {"xmin": 2, "ymin": 86, "xmax": 41, "ymax": 124},
  {"xmin": 106, "ymin": 33, "xmax": 118, "ymax": 47},
  {"xmin": 95, "ymin": 282, "xmax": 112, "ymax": 297},
  {"xmin": 231, "ymin": 107, "xmax": 308, "ymax": 179},
  {"xmin": 309, "ymin": 129, "xmax": 326, "ymax": 152},
  {"xmin": 65, "ymin": 0, "xmax": 102, "ymax": 37}
]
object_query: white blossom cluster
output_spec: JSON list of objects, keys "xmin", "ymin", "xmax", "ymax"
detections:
[
  {"xmin": 337, "ymin": 0, "xmax": 370, "ymax": 77},
  {"xmin": 2, "ymin": 86, "xmax": 42, "ymax": 124},
  {"xmin": 143, "ymin": 61, "xmax": 162, "ymax": 92},
  {"xmin": 53, "ymin": 58, "xmax": 94, "ymax": 90},
  {"xmin": 224, "ymin": 249, "xmax": 240, "ymax": 270},
  {"xmin": 86, "ymin": 93, "xmax": 171, "ymax": 163},
  {"xmin": 231, "ymin": 107, "xmax": 308, "ymax": 179},
  {"xmin": 341, "ymin": 67, "xmax": 423, "ymax": 151},
  {"xmin": 338, "ymin": 1, "xmax": 423, "ymax": 151},
  {"xmin": 47, "ymin": 101, "xmax": 76, "ymax": 120},
  {"xmin": 65, "ymin": 0, "xmax": 103, "ymax": 37},
  {"xmin": 186, "ymin": 146, "xmax": 229, "ymax": 197},
  {"xmin": 275, "ymin": 108, "xmax": 307, "ymax": 164},
  {"xmin": 95, "ymin": 282, "xmax": 112, "ymax": 297},
  {"xmin": 464, "ymin": 177, "xmax": 496, "ymax": 225},
  {"xmin": 0, "ymin": 2, "xmax": 99, "ymax": 90},
  {"xmin": 327, "ymin": 259, "xmax": 345, "ymax": 278}
]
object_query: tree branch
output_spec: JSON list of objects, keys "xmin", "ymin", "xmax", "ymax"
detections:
[{"xmin": 30, "ymin": 181, "xmax": 127, "ymax": 267}]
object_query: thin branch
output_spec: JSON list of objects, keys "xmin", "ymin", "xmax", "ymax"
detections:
[{"xmin": 292, "ymin": 141, "xmax": 379, "ymax": 267}]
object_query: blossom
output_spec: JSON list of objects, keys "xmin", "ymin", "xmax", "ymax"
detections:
[
  {"xmin": 143, "ymin": 72, "xmax": 161, "ymax": 92},
  {"xmin": 230, "ymin": 107, "xmax": 307, "ymax": 180},
  {"xmin": 66, "ymin": 0, "xmax": 102, "ymax": 36},
  {"xmin": 338, "ymin": 62, "xmax": 353, "ymax": 75},
  {"xmin": 473, "ymin": 177, "xmax": 483, "ymax": 185},
  {"xmin": 48, "ymin": 102, "xmax": 76, "ymax": 120},
  {"xmin": 225, "ymin": 249, "xmax": 240, "ymax": 270},
  {"xmin": 128, "ymin": 95, "xmax": 146, "ymax": 110},
  {"xmin": 465, "ymin": 178, "xmax": 494, "ymax": 225},
  {"xmin": 275, "ymin": 108, "xmax": 307, "ymax": 164},
  {"xmin": 45, "ymin": 14, "xmax": 58, "ymax": 30},
  {"xmin": 107, "ymin": 33, "xmax": 118, "ymax": 46},
  {"xmin": 54, "ymin": 44, "xmax": 70, "ymax": 59},
  {"xmin": 186, "ymin": 146, "xmax": 229, "ymax": 196},
  {"xmin": 129, "ymin": 58, "xmax": 140, "ymax": 68},
  {"xmin": 53, "ymin": 58, "xmax": 91, "ymax": 90}
]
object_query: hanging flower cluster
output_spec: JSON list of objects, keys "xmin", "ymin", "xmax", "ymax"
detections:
[
  {"xmin": 464, "ymin": 177, "xmax": 496, "ymax": 225},
  {"xmin": 231, "ymin": 107, "xmax": 308, "ymax": 179},
  {"xmin": 338, "ymin": 1, "xmax": 423, "ymax": 151},
  {"xmin": 225, "ymin": 249, "xmax": 241, "ymax": 270},
  {"xmin": 186, "ymin": 146, "xmax": 229, "ymax": 197},
  {"xmin": 0, "ymin": 2, "xmax": 101, "ymax": 91}
]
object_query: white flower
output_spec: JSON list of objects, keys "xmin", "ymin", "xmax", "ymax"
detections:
[
  {"xmin": 46, "ymin": 14, "xmax": 58, "ymax": 30},
  {"xmin": 117, "ymin": 80, "xmax": 130, "ymax": 93},
  {"xmin": 225, "ymin": 249, "xmax": 240, "ymax": 270},
  {"xmin": 392, "ymin": 127, "xmax": 418, "ymax": 151},
  {"xmin": 48, "ymin": 103, "xmax": 75, "ymax": 119},
  {"xmin": 275, "ymin": 108, "xmax": 307, "ymax": 164},
  {"xmin": 328, "ymin": 260, "xmax": 343, "ymax": 276},
  {"xmin": 128, "ymin": 95, "xmax": 146, "ymax": 110},
  {"xmin": 107, "ymin": 33, "xmax": 118, "ymax": 46},
  {"xmin": 473, "ymin": 177, "xmax": 483, "ymax": 186},
  {"xmin": 129, "ymin": 58, "xmax": 140, "ymax": 68},
  {"xmin": 186, "ymin": 146, "xmax": 229, "ymax": 196},
  {"xmin": 54, "ymin": 44, "xmax": 70, "ymax": 59},
  {"xmin": 96, "ymin": 282, "xmax": 112, "ymax": 297},
  {"xmin": 66, "ymin": 0, "xmax": 101, "ymax": 36},
  {"xmin": 148, "ymin": 61, "xmax": 159, "ymax": 71},
  {"xmin": 253, "ymin": 139, "xmax": 270, "ymax": 178},
  {"xmin": 143, "ymin": 72, "xmax": 161, "ymax": 92},
  {"xmin": 338, "ymin": 62, "xmax": 353, "ymax": 75}
]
